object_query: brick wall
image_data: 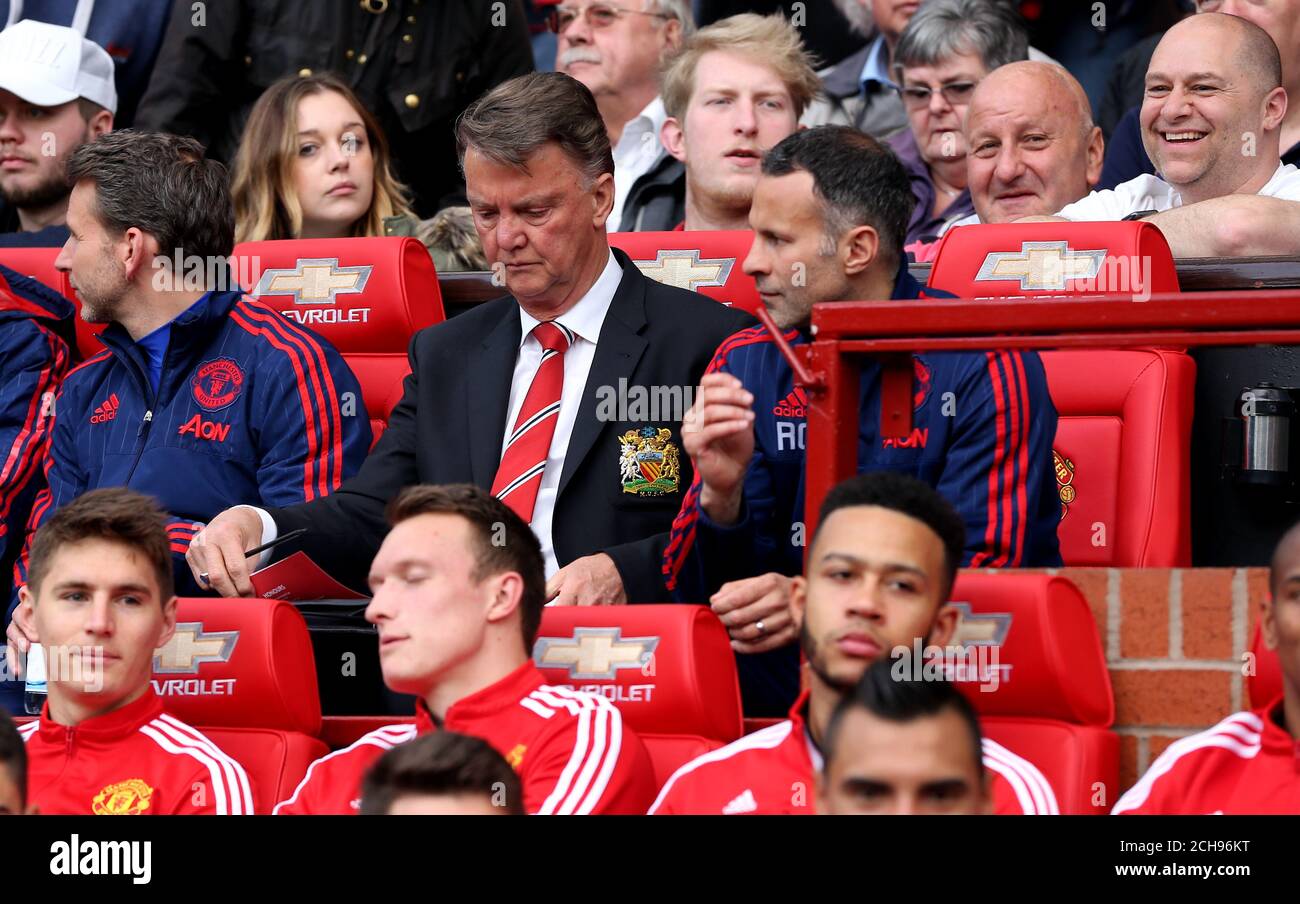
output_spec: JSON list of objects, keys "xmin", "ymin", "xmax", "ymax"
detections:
[{"xmin": 1040, "ymin": 567, "xmax": 1269, "ymax": 796}]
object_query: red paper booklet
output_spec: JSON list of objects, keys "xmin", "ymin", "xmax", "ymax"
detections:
[{"xmin": 249, "ymin": 551, "xmax": 367, "ymax": 601}]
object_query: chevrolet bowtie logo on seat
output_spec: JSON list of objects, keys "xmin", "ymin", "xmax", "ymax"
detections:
[
  {"xmin": 633, "ymin": 249, "xmax": 734, "ymax": 292},
  {"xmin": 153, "ymin": 622, "xmax": 239, "ymax": 674},
  {"xmin": 947, "ymin": 602, "xmax": 1012, "ymax": 647},
  {"xmin": 975, "ymin": 241, "xmax": 1107, "ymax": 291},
  {"xmin": 532, "ymin": 627, "xmax": 659, "ymax": 680},
  {"xmin": 251, "ymin": 257, "xmax": 372, "ymax": 304}
]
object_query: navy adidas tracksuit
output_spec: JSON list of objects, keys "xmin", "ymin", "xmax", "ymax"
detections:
[
  {"xmin": 9, "ymin": 289, "xmax": 371, "ymax": 615},
  {"xmin": 662, "ymin": 266, "xmax": 1062, "ymax": 714}
]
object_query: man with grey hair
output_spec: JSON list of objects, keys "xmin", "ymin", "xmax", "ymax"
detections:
[
  {"xmin": 552, "ymin": 0, "xmax": 694, "ymax": 229},
  {"xmin": 188, "ymin": 72, "xmax": 753, "ymax": 607}
]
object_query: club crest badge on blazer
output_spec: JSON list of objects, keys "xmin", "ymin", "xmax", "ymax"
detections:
[{"xmin": 619, "ymin": 427, "xmax": 680, "ymax": 496}]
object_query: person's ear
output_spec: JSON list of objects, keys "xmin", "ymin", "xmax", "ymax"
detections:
[
  {"xmin": 17, "ymin": 584, "xmax": 35, "ymax": 611},
  {"xmin": 89, "ymin": 110, "xmax": 113, "ymax": 139},
  {"xmin": 928, "ymin": 602, "xmax": 959, "ymax": 649},
  {"xmin": 120, "ymin": 226, "xmax": 157, "ymax": 283},
  {"xmin": 1263, "ymin": 86, "xmax": 1287, "ymax": 133},
  {"xmin": 661, "ymin": 16, "xmax": 683, "ymax": 52},
  {"xmin": 841, "ymin": 224, "xmax": 880, "ymax": 278},
  {"xmin": 484, "ymin": 572, "xmax": 525, "ymax": 628},
  {"xmin": 1261, "ymin": 592, "xmax": 1279, "ymax": 651},
  {"xmin": 156, "ymin": 595, "xmax": 179, "ymax": 648},
  {"xmin": 591, "ymin": 171, "xmax": 615, "ymax": 229},
  {"xmin": 1085, "ymin": 126, "xmax": 1104, "ymax": 189},
  {"xmin": 789, "ymin": 575, "xmax": 809, "ymax": 633},
  {"xmin": 661, "ymin": 117, "xmax": 687, "ymax": 164}
]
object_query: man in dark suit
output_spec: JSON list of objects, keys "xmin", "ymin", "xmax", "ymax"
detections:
[{"xmin": 187, "ymin": 72, "xmax": 752, "ymax": 605}]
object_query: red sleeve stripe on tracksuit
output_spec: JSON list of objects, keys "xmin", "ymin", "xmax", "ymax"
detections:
[
  {"xmin": 230, "ymin": 300, "xmax": 344, "ymax": 501},
  {"xmin": 0, "ymin": 329, "xmax": 66, "ymax": 537},
  {"xmin": 661, "ymin": 326, "xmax": 779, "ymax": 593},
  {"xmin": 969, "ymin": 351, "xmax": 1032, "ymax": 568}
]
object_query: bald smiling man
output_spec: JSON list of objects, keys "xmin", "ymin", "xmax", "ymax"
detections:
[
  {"xmin": 955, "ymin": 62, "xmax": 1103, "ymax": 228},
  {"xmin": 1036, "ymin": 13, "xmax": 1300, "ymax": 258}
]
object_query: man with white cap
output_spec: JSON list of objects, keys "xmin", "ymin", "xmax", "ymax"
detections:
[{"xmin": 0, "ymin": 19, "xmax": 115, "ymax": 247}]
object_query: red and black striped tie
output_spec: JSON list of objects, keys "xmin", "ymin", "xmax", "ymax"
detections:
[{"xmin": 491, "ymin": 321, "xmax": 573, "ymax": 521}]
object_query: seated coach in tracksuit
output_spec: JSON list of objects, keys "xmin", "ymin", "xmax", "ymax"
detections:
[
  {"xmin": 662, "ymin": 127, "xmax": 1062, "ymax": 715},
  {"xmin": 3, "ymin": 132, "xmax": 368, "ymax": 709}
]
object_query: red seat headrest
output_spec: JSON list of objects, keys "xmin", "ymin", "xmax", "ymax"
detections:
[
  {"xmin": 152, "ymin": 598, "xmax": 321, "ymax": 735},
  {"xmin": 0, "ymin": 246, "xmax": 105, "ymax": 358},
  {"xmin": 533, "ymin": 605, "xmax": 742, "ymax": 743},
  {"xmin": 232, "ymin": 237, "xmax": 445, "ymax": 353},
  {"xmin": 928, "ymin": 222, "xmax": 1179, "ymax": 299},
  {"xmin": 609, "ymin": 230, "xmax": 762, "ymax": 316},
  {"xmin": 947, "ymin": 573, "xmax": 1114, "ymax": 727},
  {"xmin": 1247, "ymin": 621, "xmax": 1284, "ymax": 708}
]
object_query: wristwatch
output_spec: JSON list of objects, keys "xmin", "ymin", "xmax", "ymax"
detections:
[{"xmin": 1122, "ymin": 210, "xmax": 1159, "ymax": 221}]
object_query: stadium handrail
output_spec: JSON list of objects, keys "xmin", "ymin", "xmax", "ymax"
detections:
[
  {"xmin": 783, "ymin": 287, "xmax": 1300, "ymax": 538},
  {"xmin": 436, "ymin": 256, "xmax": 1300, "ymax": 310}
]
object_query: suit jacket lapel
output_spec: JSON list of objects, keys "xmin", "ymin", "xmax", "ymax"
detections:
[
  {"xmin": 557, "ymin": 251, "xmax": 648, "ymax": 497},
  {"xmin": 466, "ymin": 302, "xmax": 522, "ymax": 488}
]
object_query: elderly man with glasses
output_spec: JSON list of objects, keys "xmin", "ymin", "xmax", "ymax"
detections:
[{"xmin": 553, "ymin": 1, "xmax": 695, "ymax": 230}]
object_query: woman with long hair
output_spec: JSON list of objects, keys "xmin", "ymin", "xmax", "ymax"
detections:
[{"xmin": 232, "ymin": 73, "xmax": 415, "ymax": 242}]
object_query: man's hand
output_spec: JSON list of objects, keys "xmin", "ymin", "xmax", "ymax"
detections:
[
  {"xmin": 4, "ymin": 601, "xmax": 36, "ymax": 679},
  {"xmin": 711, "ymin": 572, "xmax": 797, "ymax": 654},
  {"xmin": 186, "ymin": 507, "xmax": 265, "ymax": 597},
  {"xmin": 682, "ymin": 372, "xmax": 754, "ymax": 525},
  {"xmin": 546, "ymin": 553, "xmax": 628, "ymax": 607}
]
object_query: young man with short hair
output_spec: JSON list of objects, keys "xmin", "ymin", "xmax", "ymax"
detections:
[
  {"xmin": 0, "ymin": 20, "xmax": 115, "ymax": 247},
  {"xmin": 818, "ymin": 657, "xmax": 991, "ymax": 815},
  {"xmin": 651, "ymin": 472, "xmax": 1057, "ymax": 815},
  {"xmin": 360, "ymin": 731, "xmax": 526, "ymax": 816},
  {"xmin": 275, "ymin": 483, "xmax": 656, "ymax": 815},
  {"xmin": 621, "ymin": 13, "xmax": 820, "ymax": 231},
  {"xmin": 15, "ymin": 487, "xmax": 254, "ymax": 815}
]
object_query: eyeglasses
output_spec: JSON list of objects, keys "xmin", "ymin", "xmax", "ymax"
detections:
[
  {"xmin": 898, "ymin": 81, "xmax": 978, "ymax": 109},
  {"xmin": 547, "ymin": 3, "xmax": 673, "ymax": 33}
]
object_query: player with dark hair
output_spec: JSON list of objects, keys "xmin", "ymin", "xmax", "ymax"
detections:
[
  {"xmin": 662, "ymin": 125, "xmax": 1060, "ymax": 714},
  {"xmin": 650, "ymin": 471, "xmax": 1057, "ymax": 815},
  {"xmin": 275, "ymin": 483, "xmax": 655, "ymax": 815},
  {"xmin": 360, "ymin": 731, "xmax": 525, "ymax": 816},
  {"xmin": 1113, "ymin": 517, "xmax": 1300, "ymax": 814},
  {"xmin": 818, "ymin": 657, "xmax": 990, "ymax": 815},
  {"xmin": 15, "ymin": 488, "xmax": 253, "ymax": 815}
]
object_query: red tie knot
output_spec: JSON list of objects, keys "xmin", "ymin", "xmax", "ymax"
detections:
[{"xmin": 533, "ymin": 321, "xmax": 572, "ymax": 354}]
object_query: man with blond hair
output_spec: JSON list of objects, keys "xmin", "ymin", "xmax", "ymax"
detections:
[{"xmin": 622, "ymin": 13, "xmax": 821, "ymax": 231}]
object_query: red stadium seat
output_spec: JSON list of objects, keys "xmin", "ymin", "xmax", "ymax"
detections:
[
  {"xmin": 1247, "ymin": 621, "xmax": 1284, "ymax": 708},
  {"xmin": 0, "ymin": 245, "xmax": 105, "ymax": 360},
  {"xmin": 1041, "ymin": 349, "xmax": 1194, "ymax": 566},
  {"xmin": 534, "ymin": 604, "xmax": 743, "ymax": 787},
  {"xmin": 609, "ymin": 230, "xmax": 763, "ymax": 316},
  {"xmin": 926, "ymin": 221, "xmax": 1179, "ymax": 299},
  {"xmin": 233, "ymin": 237, "xmax": 445, "ymax": 445},
  {"xmin": 948, "ymin": 572, "xmax": 1119, "ymax": 814},
  {"xmin": 151, "ymin": 597, "xmax": 328, "ymax": 814},
  {"xmin": 926, "ymin": 223, "xmax": 1193, "ymax": 566}
]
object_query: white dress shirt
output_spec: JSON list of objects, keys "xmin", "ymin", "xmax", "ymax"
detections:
[
  {"xmin": 1057, "ymin": 163, "xmax": 1300, "ymax": 221},
  {"xmin": 507, "ymin": 250, "xmax": 621, "ymax": 577},
  {"xmin": 610, "ymin": 96, "xmax": 668, "ymax": 231},
  {"xmin": 239, "ymin": 252, "xmax": 624, "ymax": 579}
]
